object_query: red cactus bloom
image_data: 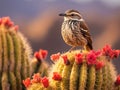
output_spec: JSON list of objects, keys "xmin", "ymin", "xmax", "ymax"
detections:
[
  {"xmin": 115, "ymin": 75, "xmax": 120, "ymax": 86},
  {"xmin": 39, "ymin": 49, "xmax": 48, "ymax": 59},
  {"xmin": 34, "ymin": 51, "xmax": 40, "ymax": 60},
  {"xmin": 52, "ymin": 72, "xmax": 62, "ymax": 81},
  {"xmin": 50, "ymin": 52, "xmax": 60, "ymax": 61},
  {"xmin": 23, "ymin": 78, "xmax": 31, "ymax": 88},
  {"xmin": 34, "ymin": 49, "xmax": 48, "ymax": 61},
  {"xmin": 86, "ymin": 52, "xmax": 97, "ymax": 65},
  {"xmin": 91, "ymin": 50, "xmax": 102, "ymax": 57},
  {"xmin": 102, "ymin": 45, "xmax": 113, "ymax": 56},
  {"xmin": 2, "ymin": 17, "xmax": 14, "ymax": 27},
  {"xmin": 75, "ymin": 53, "xmax": 83, "ymax": 64},
  {"xmin": 41, "ymin": 77, "xmax": 49, "ymax": 88},
  {"xmin": 61, "ymin": 55, "xmax": 70, "ymax": 65},
  {"xmin": 96, "ymin": 61, "xmax": 105, "ymax": 70},
  {"xmin": 31, "ymin": 73, "xmax": 41, "ymax": 83},
  {"xmin": 110, "ymin": 50, "xmax": 120, "ymax": 59}
]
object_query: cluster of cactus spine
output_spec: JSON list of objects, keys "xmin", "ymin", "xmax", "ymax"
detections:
[
  {"xmin": 0, "ymin": 17, "xmax": 50, "ymax": 90},
  {"xmin": 23, "ymin": 45, "xmax": 120, "ymax": 90}
]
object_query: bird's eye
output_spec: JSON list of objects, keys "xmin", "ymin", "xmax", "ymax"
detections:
[{"xmin": 71, "ymin": 14, "xmax": 75, "ymax": 16}]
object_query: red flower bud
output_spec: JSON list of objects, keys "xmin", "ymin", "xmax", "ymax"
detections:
[
  {"xmin": 39, "ymin": 49, "xmax": 48, "ymax": 60},
  {"xmin": 96, "ymin": 61, "xmax": 105, "ymax": 70},
  {"xmin": 75, "ymin": 53, "xmax": 83, "ymax": 64},
  {"xmin": 23, "ymin": 78, "xmax": 31, "ymax": 88},
  {"xmin": 110, "ymin": 50, "xmax": 120, "ymax": 59},
  {"xmin": 102, "ymin": 45, "xmax": 113, "ymax": 56},
  {"xmin": 34, "ymin": 49, "xmax": 48, "ymax": 61},
  {"xmin": 87, "ymin": 51, "xmax": 97, "ymax": 65},
  {"xmin": 41, "ymin": 77, "xmax": 49, "ymax": 88},
  {"xmin": 91, "ymin": 50, "xmax": 102, "ymax": 57},
  {"xmin": 50, "ymin": 52, "xmax": 60, "ymax": 61},
  {"xmin": 34, "ymin": 52, "xmax": 40, "ymax": 60},
  {"xmin": 61, "ymin": 55, "xmax": 70, "ymax": 65},
  {"xmin": 2, "ymin": 17, "xmax": 14, "ymax": 27},
  {"xmin": 115, "ymin": 75, "xmax": 120, "ymax": 86},
  {"xmin": 31, "ymin": 73, "xmax": 41, "ymax": 83},
  {"xmin": 52, "ymin": 72, "xmax": 62, "ymax": 81}
]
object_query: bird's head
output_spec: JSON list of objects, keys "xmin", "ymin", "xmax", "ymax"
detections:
[{"xmin": 59, "ymin": 9, "xmax": 83, "ymax": 21}]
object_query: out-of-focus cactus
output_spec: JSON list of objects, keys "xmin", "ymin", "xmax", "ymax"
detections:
[
  {"xmin": 23, "ymin": 45, "xmax": 120, "ymax": 90},
  {"xmin": 0, "ymin": 17, "xmax": 32, "ymax": 90},
  {"xmin": 30, "ymin": 49, "xmax": 49, "ymax": 77},
  {"xmin": 23, "ymin": 73, "xmax": 51, "ymax": 90}
]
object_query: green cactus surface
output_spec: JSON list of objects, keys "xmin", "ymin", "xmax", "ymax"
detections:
[
  {"xmin": 49, "ymin": 50, "xmax": 117, "ymax": 90},
  {"xmin": 30, "ymin": 57, "xmax": 49, "ymax": 77},
  {"xmin": 0, "ymin": 17, "xmax": 32, "ymax": 90},
  {"xmin": 23, "ymin": 46, "xmax": 120, "ymax": 90}
]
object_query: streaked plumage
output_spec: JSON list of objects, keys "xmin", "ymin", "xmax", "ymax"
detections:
[{"xmin": 59, "ymin": 9, "xmax": 93, "ymax": 51}]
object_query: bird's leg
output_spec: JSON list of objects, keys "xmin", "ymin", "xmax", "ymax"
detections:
[{"xmin": 68, "ymin": 46, "xmax": 75, "ymax": 52}]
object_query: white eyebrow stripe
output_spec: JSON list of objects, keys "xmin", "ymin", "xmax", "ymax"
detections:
[
  {"xmin": 72, "ymin": 18, "xmax": 84, "ymax": 22},
  {"xmin": 72, "ymin": 12, "xmax": 82, "ymax": 17}
]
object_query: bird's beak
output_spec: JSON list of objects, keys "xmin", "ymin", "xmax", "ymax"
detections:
[{"xmin": 59, "ymin": 13, "xmax": 66, "ymax": 16}]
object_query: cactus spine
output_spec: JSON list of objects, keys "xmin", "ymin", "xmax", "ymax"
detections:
[
  {"xmin": 49, "ymin": 50, "xmax": 117, "ymax": 90},
  {"xmin": 24, "ymin": 46, "xmax": 120, "ymax": 90},
  {"xmin": 0, "ymin": 17, "xmax": 32, "ymax": 90}
]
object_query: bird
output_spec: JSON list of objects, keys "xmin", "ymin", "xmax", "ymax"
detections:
[{"xmin": 59, "ymin": 9, "xmax": 93, "ymax": 51}]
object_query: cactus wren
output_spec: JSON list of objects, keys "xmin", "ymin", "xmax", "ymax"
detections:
[{"xmin": 59, "ymin": 9, "xmax": 93, "ymax": 51}]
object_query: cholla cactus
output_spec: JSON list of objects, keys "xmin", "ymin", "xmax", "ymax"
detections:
[
  {"xmin": 30, "ymin": 49, "xmax": 49, "ymax": 77},
  {"xmin": 0, "ymin": 17, "xmax": 32, "ymax": 90},
  {"xmin": 23, "ymin": 45, "xmax": 120, "ymax": 90}
]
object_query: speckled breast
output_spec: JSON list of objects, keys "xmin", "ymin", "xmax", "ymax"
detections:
[{"xmin": 61, "ymin": 20, "xmax": 87, "ymax": 47}]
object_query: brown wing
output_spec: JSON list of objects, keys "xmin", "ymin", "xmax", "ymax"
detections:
[
  {"xmin": 80, "ymin": 21, "xmax": 93, "ymax": 50},
  {"xmin": 80, "ymin": 20, "xmax": 89, "ymax": 30}
]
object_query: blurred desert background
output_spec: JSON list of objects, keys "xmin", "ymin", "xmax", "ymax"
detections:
[{"xmin": 0, "ymin": 0, "xmax": 120, "ymax": 72}]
